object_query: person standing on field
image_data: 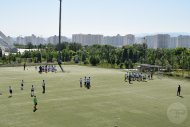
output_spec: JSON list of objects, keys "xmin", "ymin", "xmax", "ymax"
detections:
[
  {"xmin": 33, "ymin": 96, "xmax": 38, "ymax": 112},
  {"xmin": 80, "ymin": 78, "xmax": 82, "ymax": 88},
  {"xmin": 84, "ymin": 76, "xmax": 87, "ymax": 87},
  {"xmin": 9, "ymin": 86, "xmax": 13, "ymax": 97},
  {"xmin": 31, "ymin": 85, "xmax": 34, "ymax": 97},
  {"xmin": 42, "ymin": 80, "xmax": 46, "ymax": 94},
  {"xmin": 24, "ymin": 63, "xmax": 26, "ymax": 71},
  {"xmin": 21, "ymin": 80, "xmax": 24, "ymax": 90},
  {"xmin": 177, "ymin": 85, "xmax": 181, "ymax": 96}
]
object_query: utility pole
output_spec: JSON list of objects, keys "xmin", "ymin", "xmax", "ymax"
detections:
[
  {"xmin": 181, "ymin": 48, "xmax": 185, "ymax": 77},
  {"xmin": 58, "ymin": 0, "xmax": 64, "ymax": 72}
]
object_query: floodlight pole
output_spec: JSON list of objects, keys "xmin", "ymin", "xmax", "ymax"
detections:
[
  {"xmin": 59, "ymin": 0, "xmax": 62, "ymax": 50},
  {"xmin": 58, "ymin": 0, "xmax": 64, "ymax": 72}
]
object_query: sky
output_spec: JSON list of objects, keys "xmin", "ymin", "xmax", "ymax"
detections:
[{"xmin": 0, "ymin": 0, "xmax": 190, "ymax": 37}]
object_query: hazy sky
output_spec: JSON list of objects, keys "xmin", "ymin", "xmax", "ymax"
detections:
[{"xmin": 0, "ymin": 0, "xmax": 190, "ymax": 37}]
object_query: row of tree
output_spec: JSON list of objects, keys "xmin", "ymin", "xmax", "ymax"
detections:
[{"xmin": 1, "ymin": 42, "xmax": 190, "ymax": 70}]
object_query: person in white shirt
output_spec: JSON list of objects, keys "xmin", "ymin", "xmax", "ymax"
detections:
[
  {"xmin": 80, "ymin": 78, "xmax": 82, "ymax": 88},
  {"xmin": 31, "ymin": 85, "xmax": 34, "ymax": 97}
]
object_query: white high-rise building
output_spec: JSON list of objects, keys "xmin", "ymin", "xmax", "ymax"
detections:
[
  {"xmin": 169, "ymin": 37, "xmax": 178, "ymax": 48},
  {"xmin": 47, "ymin": 35, "xmax": 71, "ymax": 44},
  {"xmin": 143, "ymin": 34, "xmax": 170, "ymax": 49},
  {"xmin": 72, "ymin": 34, "xmax": 103, "ymax": 45},
  {"xmin": 155, "ymin": 34, "xmax": 170, "ymax": 49},
  {"xmin": 145, "ymin": 36, "xmax": 156, "ymax": 49},
  {"xmin": 135, "ymin": 37, "xmax": 146, "ymax": 44},
  {"xmin": 16, "ymin": 36, "xmax": 25, "ymax": 45},
  {"xmin": 178, "ymin": 35, "xmax": 190, "ymax": 48},
  {"xmin": 102, "ymin": 36, "xmax": 112, "ymax": 45},
  {"xmin": 123, "ymin": 34, "xmax": 135, "ymax": 45},
  {"xmin": 24, "ymin": 34, "xmax": 46, "ymax": 45},
  {"xmin": 25, "ymin": 34, "xmax": 37, "ymax": 45},
  {"xmin": 102, "ymin": 34, "xmax": 124, "ymax": 47}
]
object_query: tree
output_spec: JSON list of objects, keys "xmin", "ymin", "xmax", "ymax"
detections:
[
  {"xmin": 115, "ymin": 48, "xmax": 123, "ymax": 66},
  {"xmin": 62, "ymin": 49, "xmax": 70, "ymax": 62},
  {"xmin": 90, "ymin": 56, "xmax": 100, "ymax": 66},
  {"xmin": 109, "ymin": 49, "xmax": 116, "ymax": 66},
  {"xmin": 69, "ymin": 43, "xmax": 82, "ymax": 52},
  {"xmin": 27, "ymin": 42, "xmax": 34, "ymax": 49},
  {"xmin": 81, "ymin": 50, "xmax": 87, "ymax": 62},
  {"xmin": 37, "ymin": 52, "xmax": 42, "ymax": 63},
  {"xmin": 2, "ymin": 54, "xmax": 7, "ymax": 64},
  {"xmin": 56, "ymin": 42, "xmax": 69, "ymax": 51},
  {"xmin": 122, "ymin": 48, "xmax": 129, "ymax": 62},
  {"xmin": 0, "ymin": 48, "xmax": 2, "ymax": 58},
  {"xmin": 47, "ymin": 52, "xmax": 53, "ymax": 63}
]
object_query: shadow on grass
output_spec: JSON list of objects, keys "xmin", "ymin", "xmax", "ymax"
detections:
[{"xmin": 8, "ymin": 96, "xmax": 12, "ymax": 98}]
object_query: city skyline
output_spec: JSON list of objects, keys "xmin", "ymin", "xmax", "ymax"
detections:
[
  {"xmin": 0, "ymin": 0, "xmax": 190, "ymax": 37},
  {"xmin": 2, "ymin": 31, "xmax": 190, "ymax": 49}
]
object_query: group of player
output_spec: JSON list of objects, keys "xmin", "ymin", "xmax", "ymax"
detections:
[
  {"xmin": 124, "ymin": 71, "xmax": 183, "ymax": 97},
  {"xmin": 80, "ymin": 76, "xmax": 91, "ymax": 89},
  {"xmin": 37, "ymin": 65, "xmax": 57, "ymax": 73},
  {"xmin": 125, "ymin": 71, "xmax": 153, "ymax": 84},
  {"xmin": 30, "ymin": 80, "xmax": 46, "ymax": 97},
  {"xmin": 7, "ymin": 80, "xmax": 46, "ymax": 112}
]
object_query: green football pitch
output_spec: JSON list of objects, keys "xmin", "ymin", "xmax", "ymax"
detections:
[{"xmin": 0, "ymin": 65, "xmax": 189, "ymax": 127}]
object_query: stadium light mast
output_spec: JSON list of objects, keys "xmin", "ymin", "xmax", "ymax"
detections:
[{"xmin": 58, "ymin": 0, "xmax": 64, "ymax": 72}]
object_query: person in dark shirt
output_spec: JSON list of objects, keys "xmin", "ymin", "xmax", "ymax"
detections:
[
  {"xmin": 42, "ymin": 80, "xmax": 46, "ymax": 94},
  {"xmin": 9, "ymin": 86, "xmax": 13, "ymax": 97},
  {"xmin": 33, "ymin": 96, "xmax": 38, "ymax": 112},
  {"xmin": 129, "ymin": 75, "xmax": 131, "ymax": 84},
  {"xmin": 24, "ymin": 63, "xmax": 26, "ymax": 71},
  {"xmin": 177, "ymin": 85, "xmax": 181, "ymax": 96},
  {"xmin": 21, "ymin": 80, "xmax": 24, "ymax": 90}
]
